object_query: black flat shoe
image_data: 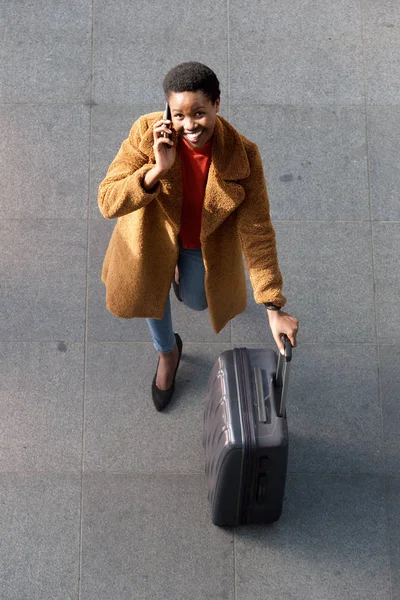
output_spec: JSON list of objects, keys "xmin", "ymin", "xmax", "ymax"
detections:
[
  {"xmin": 151, "ymin": 333, "xmax": 183, "ymax": 412},
  {"xmin": 172, "ymin": 278, "xmax": 182, "ymax": 302}
]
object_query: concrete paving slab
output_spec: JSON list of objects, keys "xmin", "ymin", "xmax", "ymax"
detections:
[
  {"xmin": 230, "ymin": 37, "xmax": 364, "ymax": 105},
  {"xmin": 0, "ymin": 219, "xmax": 87, "ymax": 341},
  {"xmin": 235, "ymin": 473, "xmax": 390, "ymax": 600},
  {"xmin": 379, "ymin": 345, "xmax": 400, "ymax": 474},
  {"xmin": 84, "ymin": 341, "xmax": 230, "ymax": 473},
  {"xmin": 364, "ymin": 33, "xmax": 400, "ymax": 105},
  {"xmin": 231, "ymin": 105, "xmax": 369, "ymax": 221},
  {"xmin": 363, "ymin": 0, "xmax": 400, "ymax": 105},
  {"xmin": 368, "ymin": 107, "xmax": 400, "ymax": 220},
  {"xmin": 286, "ymin": 343, "xmax": 382, "ymax": 474},
  {"xmin": 0, "ymin": 342, "xmax": 84, "ymax": 473},
  {"xmin": 373, "ymin": 223, "xmax": 400, "ymax": 344},
  {"xmin": 230, "ymin": 0, "xmax": 362, "ymax": 38},
  {"xmin": 229, "ymin": 0, "xmax": 364, "ymax": 105},
  {"xmin": 385, "ymin": 476, "xmax": 400, "ymax": 600},
  {"xmin": 0, "ymin": 0, "xmax": 91, "ymax": 102},
  {"xmin": 233, "ymin": 221, "xmax": 375, "ymax": 344},
  {"xmin": 0, "ymin": 104, "xmax": 90, "ymax": 219},
  {"xmin": 0, "ymin": 474, "xmax": 81, "ymax": 600},
  {"xmin": 92, "ymin": 0, "xmax": 228, "ymax": 104},
  {"xmin": 363, "ymin": 0, "xmax": 400, "ymax": 34},
  {"xmin": 81, "ymin": 473, "xmax": 234, "ymax": 600}
]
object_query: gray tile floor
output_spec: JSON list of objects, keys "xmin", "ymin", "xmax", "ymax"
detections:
[{"xmin": 1, "ymin": 1, "xmax": 399, "ymax": 598}]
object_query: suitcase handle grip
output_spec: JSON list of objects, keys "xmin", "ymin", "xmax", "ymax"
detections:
[
  {"xmin": 276, "ymin": 335, "xmax": 292, "ymax": 417},
  {"xmin": 283, "ymin": 335, "xmax": 292, "ymax": 361}
]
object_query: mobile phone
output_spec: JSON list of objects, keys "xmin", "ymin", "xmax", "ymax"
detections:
[{"xmin": 162, "ymin": 102, "xmax": 172, "ymax": 139}]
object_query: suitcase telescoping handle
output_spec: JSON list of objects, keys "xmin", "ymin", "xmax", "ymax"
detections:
[{"xmin": 254, "ymin": 335, "xmax": 292, "ymax": 421}]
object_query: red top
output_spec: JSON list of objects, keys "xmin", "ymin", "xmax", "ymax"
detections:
[{"xmin": 179, "ymin": 137, "xmax": 212, "ymax": 249}]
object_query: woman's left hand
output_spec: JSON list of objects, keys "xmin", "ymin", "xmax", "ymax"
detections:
[{"xmin": 267, "ymin": 309, "xmax": 299, "ymax": 353}]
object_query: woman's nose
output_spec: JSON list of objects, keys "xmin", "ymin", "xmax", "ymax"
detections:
[{"xmin": 185, "ymin": 118, "xmax": 195, "ymax": 131}]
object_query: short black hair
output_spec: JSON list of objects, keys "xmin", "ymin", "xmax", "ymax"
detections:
[{"xmin": 163, "ymin": 62, "xmax": 220, "ymax": 104}]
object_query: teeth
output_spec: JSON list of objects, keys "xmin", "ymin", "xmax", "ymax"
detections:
[{"xmin": 186, "ymin": 130, "xmax": 202, "ymax": 140}]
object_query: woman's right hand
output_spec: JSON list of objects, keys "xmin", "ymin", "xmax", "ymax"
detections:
[
  {"xmin": 152, "ymin": 119, "xmax": 177, "ymax": 175},
  {"xmin": 142, "ymin": 119, "xmax": 177, "ymax": 191}
]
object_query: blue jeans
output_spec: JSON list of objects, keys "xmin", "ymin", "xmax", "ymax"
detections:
[{"xmin": 146, "ymin": 245, "xmax": 208, "ymax": 353}]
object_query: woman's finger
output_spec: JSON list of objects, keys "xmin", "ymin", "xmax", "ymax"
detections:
[
  {"xmin": 154, "ymin": 127, "xmax": 172, "ymax": 137},
  {"xmin": 154, "ymin": 127, "xmax": 173, "ymax": 141},
  {"xmin": 153, "ymin": 119, "xmax": 171, "ymax": 128},
  {"xmin": 154, "ymin": 135, "xmax": 172, "ymax": 146},
  {"xmin": 154, "ymin": 136, "xmax": 174, "ymax": 148},
  {"xmin": 153, "ymin": 121, "xmax": 172, "ymax": 133},
  {"xmin": 154, "ymin": 122, "xmax": 172, "ymax": 131},
  {"xmin": 287, "ymin": 322, "xmax": 299, "ymax": 347}
]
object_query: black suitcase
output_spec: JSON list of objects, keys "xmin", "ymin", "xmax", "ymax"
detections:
[{"xmin": 203, "ymin": 337, "xmax": 292, "ymax": 526}]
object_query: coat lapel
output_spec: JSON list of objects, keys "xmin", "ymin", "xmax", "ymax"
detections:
[
  {"xmin": 137, "ymin": 113, "xmax": 251, "ymax": 239},
  {"xmin": 200, "ymin": 116, "xmax": 250, "ymax": 240}
]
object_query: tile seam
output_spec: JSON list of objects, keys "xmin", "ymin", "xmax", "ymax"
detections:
[
  {"xmin": 360, "ymin": 11, "xmax": 389, "ymax": 595},
  {"xmin": 77, "ymin": 0, "xmax": 95, "ymax": 598},
  {"xmin": 3, "ymin": 340, "xmax": 400, "ymax": 346},
  {"xmin": 3, "ymin": 102, "xmax": 400, "ymax": 108},
  {"xmin": 230, "ymin": 341, "xmax": 381, "ymax": 346},
  {"xmin": 384, "ymin": 476, "xmax": 395, "ymax": 600},
  {"xmin": 286, "ymin": 471, "xmax": 393, "ymax": 477},
  {"xmin": 3, "ymin": 470, "xmax": 399, "ymax": 477},
  {"xmin": 81, "ymin": 472, "xmax": 208, "ymax": 477},
  {"xmin": 79, "ymin": 340, "xmax": 388, "ymax": 345},
  {"xmin": 359, "ymin": 0, "xmax": 380, "ymax": 345},
  {"xmin": 361, "ymin": 1, "xmax": 393, "ymax": 594}
]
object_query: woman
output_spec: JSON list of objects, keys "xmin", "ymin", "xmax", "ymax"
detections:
[{"xmin": 98, "ymin": 62, "xmax": 299, "ymax": 411}]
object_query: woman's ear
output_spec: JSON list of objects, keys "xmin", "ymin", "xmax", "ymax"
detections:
[{"xmin": 215, "ymin": 98, "xmax": 220, "ymax": 112}]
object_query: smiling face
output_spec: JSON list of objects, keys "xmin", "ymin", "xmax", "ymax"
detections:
[{"xmin": 168, "ymin": 90, "xmax": 220, "ymax": 149}]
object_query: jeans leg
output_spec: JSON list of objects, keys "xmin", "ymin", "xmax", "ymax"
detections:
[
  {"xmin": 178, "ymin": 247, "xmax": 208, "ymax": 311},
  {"xmin": 146, "ymin": 295, "xmax": 176, "ymax": 353},
  {"xmin": 146, "ymin": 245, "xmax": 206, "ymax": 351}
]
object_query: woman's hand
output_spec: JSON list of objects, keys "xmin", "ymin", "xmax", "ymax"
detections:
[
  {"xmin": 152, "ymin": 119, "xmax": 177, "ymax": 174},
  {"xmin": 143, "ymin": 119, "xmax": 177, "ymax": 192},
  {"xmin": 267, "ymin": 309, "xmax": 299, "ymax": 353}
]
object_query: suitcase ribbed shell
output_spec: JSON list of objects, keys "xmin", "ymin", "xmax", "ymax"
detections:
[
  {"xmin": 204, "ymin": 347, "xmax": 289, "ymax": 526},
  {"xmin": 203, "ymin": 353, "xmax": 245, "ymax": 525}
]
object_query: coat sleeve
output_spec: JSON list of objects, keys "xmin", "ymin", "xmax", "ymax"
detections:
[
  {"xmin": 98, "ymin": 116, "xmax": 160, "ymax": 219},
  {"xmin": 236, "ymin": 142, "xmax": 287, "ymax": 308}
]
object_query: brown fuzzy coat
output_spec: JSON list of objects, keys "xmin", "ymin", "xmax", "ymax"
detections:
[{"xmin": 98, "ymin": 112, "xmax": 286, "ymax": 333}]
